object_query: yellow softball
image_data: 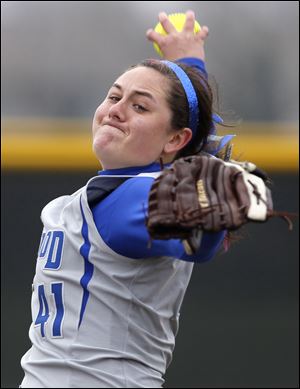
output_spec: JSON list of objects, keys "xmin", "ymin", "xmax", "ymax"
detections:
[{"xmin": 153, "ymin": 13, "xmax": 201, "ymax": 57}]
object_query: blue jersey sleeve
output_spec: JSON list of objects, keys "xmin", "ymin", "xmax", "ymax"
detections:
[
  {"xmin": 177, "ymin": 58, "xmax": 208, "ymax": 78},
  {"xmin": 91, "ymin": 177, "xmax": 225, "ymax": 263}
]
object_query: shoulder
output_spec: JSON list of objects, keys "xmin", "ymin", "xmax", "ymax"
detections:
[
  {"xmin": 91, "ymin": 174, "xmax": 158, "ymax": 258},
  {"xmin": 109, "ymin": 174, "xmax": 158, "ymax": 203}
]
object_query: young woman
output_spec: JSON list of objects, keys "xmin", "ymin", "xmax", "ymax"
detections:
[{"xmin": 20, "ymin": 11, "xmax": 232, "ymax": 388}]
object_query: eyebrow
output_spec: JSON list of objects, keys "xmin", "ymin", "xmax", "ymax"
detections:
[{"xmin": 112, "ymin": 83, "xmax": 156, "ymax": 102}]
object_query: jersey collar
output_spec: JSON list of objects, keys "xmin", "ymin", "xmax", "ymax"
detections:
[{"xmin": 98, "ymin": 161, "xmax": 170, "ymax": 176}]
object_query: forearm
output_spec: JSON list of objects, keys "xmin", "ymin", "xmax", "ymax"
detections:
[{"xmin": 179, "ymin": 230, "xmax": 226, "ymax": 263}]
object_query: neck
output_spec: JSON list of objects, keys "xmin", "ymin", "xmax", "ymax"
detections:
[
  {"xmin": 98, "ymin": 160, "xmax": 171, "ymax": 176},
  {"xmin": 100, "ymin": 155, "xmax": 175, "ymax": 171}
]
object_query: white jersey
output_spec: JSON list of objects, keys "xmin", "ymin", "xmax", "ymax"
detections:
[{"xmin": 20, "ymin": 174, "xmax": 194, "ymax": 388}]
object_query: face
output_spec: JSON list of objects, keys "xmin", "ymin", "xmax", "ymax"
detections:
[{"xmin": 92, "ymin": 67, "xmax": 174, "ymax": 169}]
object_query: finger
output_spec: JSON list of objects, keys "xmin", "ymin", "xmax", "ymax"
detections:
[
  {"xmin": 146, "ymin": 28, "xmax": 164, "ymax": 46},
  {"xmin": 158, "ymin": 12, "xmax": 177, "ymax": 34},
  {"xmin": 183, "ymin": 10, "xmax": 195, "ymax": 32},
  {"xmin": 196, "ymin": 25, "xmax": 209, "ymax": 40}
]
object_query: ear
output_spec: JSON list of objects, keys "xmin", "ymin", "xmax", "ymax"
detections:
[{"xmin": 163, "ymin": 128, "xmax": 193, "ymax": 155}]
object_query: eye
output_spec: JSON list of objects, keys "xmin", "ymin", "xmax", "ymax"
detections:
[
  {"xmin": 133, "ymin": 104, "xmax": 147, "ymax": 112},
  {"xmin": 108, "ymin": 95, "xmax": 121, "ymax": 102}
]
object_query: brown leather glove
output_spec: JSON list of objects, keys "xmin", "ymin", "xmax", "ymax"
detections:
[{"xmin": 146, "ymin": 155, "xmax": 293, "ymax": 254}]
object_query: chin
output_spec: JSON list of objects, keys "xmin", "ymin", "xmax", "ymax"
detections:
[
  {"xmin": 93, "ymin": 131, "xmax": 116, "ymax": 150},
  {"xmin": 93, "ymin": 136, "xmax": 122, "ymax": 169}
]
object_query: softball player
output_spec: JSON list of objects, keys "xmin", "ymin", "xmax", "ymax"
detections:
[{"xmin": 20, "ymin": 11, "xmax": 230, "ymax": 388}]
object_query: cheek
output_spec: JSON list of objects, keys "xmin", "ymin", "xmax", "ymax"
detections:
[
  {"xmin": 138, "ymin": 117, "xmax": 170, "ymax": 142},
  {"xmin": 129, "ymin": 120, "xmax": 166, "ymax": 155},
  {"xmin": 92, "ymin": 103, "xmax": 106, "ymax": 131}
]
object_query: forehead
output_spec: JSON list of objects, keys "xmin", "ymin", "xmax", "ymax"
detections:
[{"xmin": 113, "ymin": 67, "xmax": 170, "ymax": 99}]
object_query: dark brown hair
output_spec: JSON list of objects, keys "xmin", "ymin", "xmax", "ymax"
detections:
[{"xmin": 129, "ymin": 59, "xmax": 214, "ymax": 160}]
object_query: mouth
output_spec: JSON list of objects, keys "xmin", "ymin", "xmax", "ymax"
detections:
[{"xmin": 103, "ymin": 122, "xmax": 126, "ymax": 134}]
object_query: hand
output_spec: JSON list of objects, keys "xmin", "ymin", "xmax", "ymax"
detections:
[{"xmin": 146, "ymin": 10, "xmax": 209, "ymax": 61}]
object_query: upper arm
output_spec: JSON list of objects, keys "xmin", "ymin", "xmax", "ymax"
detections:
[{"xmin": 91, "ymin": 177, "xmax": 225, "ymax": 262}]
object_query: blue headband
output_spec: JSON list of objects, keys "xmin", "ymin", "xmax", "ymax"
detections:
[
  {"xmin": 162, "ymin": 61, "xmax": 225, "ymax": 140},
  {"xmin": 162, "ymin": 60, "xmax": 199, "ymax": 137}
]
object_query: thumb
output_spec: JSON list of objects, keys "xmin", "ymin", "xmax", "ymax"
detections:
[
  {"xmin": 197, "ymin": 25, "xmax": 209, "ymax": 40},
  {"xmin": 146, "ymin": 29, "xmax": 163, "ymax": 45}
]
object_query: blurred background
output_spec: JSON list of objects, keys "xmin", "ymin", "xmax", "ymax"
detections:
[{"xmin": 1, "ymin": 1, "xmax": 299, "ymax": 388}]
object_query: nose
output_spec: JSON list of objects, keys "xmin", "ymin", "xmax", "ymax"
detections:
[{"xmin": 108, "ymin": 100, "xmax": 126, "ymax": 122}]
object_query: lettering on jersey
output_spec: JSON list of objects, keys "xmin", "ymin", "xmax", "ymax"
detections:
[
  {"xmin": 51, "ymin": 282, "xmax": 65, "ymax": 337},
  {"xmin": 34, "ymin": 282, "xmax": 65, "ymax": 338},
  {"xmin": 38, "ymin": 230, "xmax": 65, "ymax": 270},
  {"xmin": 34, "ymin": 284, "xmax": 49, "ymax": 338},
  {"xmin": 39, "ymin": 231, "xmax": 51, "ymax": 257}
]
